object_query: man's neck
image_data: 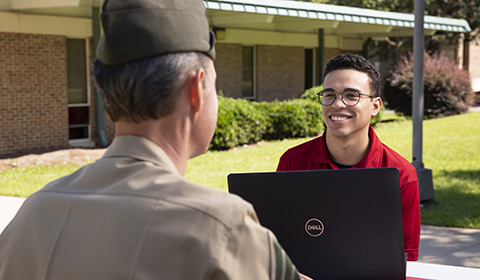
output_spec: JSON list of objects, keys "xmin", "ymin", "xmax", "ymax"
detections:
[
  {"xmin": 325, "ymin": 129, "xmax": 370, "ymax": 166},
  {"xmin": 115, "ymin": 118, "xmax": 190, "ymax": 175}
]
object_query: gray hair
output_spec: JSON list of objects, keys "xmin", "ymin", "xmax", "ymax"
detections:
[{"xmin": 92, "ymin": 52, "xmax": 211, "ymax": 123}]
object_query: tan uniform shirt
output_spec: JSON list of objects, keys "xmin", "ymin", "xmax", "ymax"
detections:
[{"xmin": 0, "ymin": 135, "xmax": 300, "ymax": 280}]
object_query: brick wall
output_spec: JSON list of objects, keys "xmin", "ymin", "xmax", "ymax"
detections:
[
  {"xmin": 214, "ymin": 45, "xmax": 364, "ymax": 101},
  {"xmin": 0, "ymin": 33, "xmax": 69, "ymax": 157},
  {"xmin": 256, "ymin": 45, "xmax": 305, "ymax": 101},
  {"xmin": 214, "ymin": 43, "xmax": 243, "ymax": 98}
]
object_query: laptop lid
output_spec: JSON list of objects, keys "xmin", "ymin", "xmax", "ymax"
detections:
[{"xmin": 228, "ymin": 168, "xmax": 405, "ymax": 280}]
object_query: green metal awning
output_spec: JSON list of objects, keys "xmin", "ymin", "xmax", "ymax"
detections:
[
  {"xmin": 205, "ymin": 0, "xmax": 471, "ymax": 37},
  {"xmin": 8, "ymin": 0, "xmax": 472, "ymax": 36}
]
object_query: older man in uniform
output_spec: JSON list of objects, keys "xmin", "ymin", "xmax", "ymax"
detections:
[{"xmin": 0, "ymin": 0, "xmax": 311, "ymax": 279}]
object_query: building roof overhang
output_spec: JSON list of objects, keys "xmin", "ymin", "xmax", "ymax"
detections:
[
  {"xmin": 205, "ymin": 0, "xmax": 471, "ymax": 38},
  {"xmin": 6, "ymin": 0, "xmax": 472, "ymax": 38}
]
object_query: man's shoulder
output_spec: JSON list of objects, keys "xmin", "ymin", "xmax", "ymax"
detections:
[
  {"xmin": 377, "ymin": 143, "xmax": 418, "ymax": 183},
  {"xmin": 169, "ymin": 179, "xmax": 254, "ymax": 229},
  {"xmin": 380, "ymin": 143, "xmax": 415, "ymax": 168},
  {"xmin": 40, "ymin": 157, "xmax": 254, "ymax": 231}
]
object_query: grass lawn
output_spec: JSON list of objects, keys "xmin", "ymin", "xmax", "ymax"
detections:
[
  {"xmin": 374, "ymin": 112, "xmax": 480, "ymax": 228},
  {"xmin": 187, "ymin": 111, "xmax": 480, "ymax": 228},
  {"xmin": 0, "ymin": 165, "xmax": 80, "ymax": 197},
  {"xmin": 1, "ymin": 111, "xmax": 479, "ymax": 228}
]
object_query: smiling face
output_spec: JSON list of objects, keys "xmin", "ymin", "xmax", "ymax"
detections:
[{"xmin": 322, "ymin": 69, "xmax": 382, "ymax": 140}]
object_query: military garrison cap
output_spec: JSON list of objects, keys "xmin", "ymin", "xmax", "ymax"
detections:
[{"xmin": 96, "ymin": 0, "xmax": 215, "ymax": 65}]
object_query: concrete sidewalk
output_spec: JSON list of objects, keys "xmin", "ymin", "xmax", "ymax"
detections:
[
  {"xmin": 0, "ymin": 196, "xmax": 24, "ymax": 234},
  {"xmin": 419, "ymin": 225, "xmax": 480, "ymax": 268},
  {"xmin": 1, "ymin": 195, "xmax": 480, "ymax": 268}
]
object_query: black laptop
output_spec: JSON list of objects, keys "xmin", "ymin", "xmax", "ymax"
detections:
[{"xmin": 228, "ymin": 168, "xmax": 405, "ymax": 280}]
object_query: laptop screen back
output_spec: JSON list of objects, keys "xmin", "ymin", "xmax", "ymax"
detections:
[{"xmin": 228, "ymin": 168, "xmax": 405, "ymax": 280}]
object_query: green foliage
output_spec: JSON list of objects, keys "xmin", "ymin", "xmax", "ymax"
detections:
[
  {"xmin": 210, "ymin": 96, "xmax": 323, "ymax": 150},
  {"xmin": 299, "ymin": 85, "xmax": 322, "ymax": 101},
  {"xmin": 210, "ymin": 96, "xmax": 268, "ymax": 150},
  {"xmin": 425, "ymin": 1, "xmax": 480, "ymax": 42},
  {"xmin": 385, "ymin": 53, "xmax": 474, "ymax": 118},
  {"xmin": 311, "ymin": 0, "xmax": 414, "ymax": 12},
  {"xmin": 260, "ymin": 99, "xmax": 323, "ymax": 140},
  {"xmin": 312, "ymin": 0, "xmax": 480, "ymax": 78},
  {"xmin": 312, "ymin": 0, "xmax": 480, "ymax": 36},
  {"xmin": 0, "ymin": 164, "xmax": 80, "ymax": 197},
  {"xmin": 370, "ymin": 104, "xmax": 385, "ymax": 127}
]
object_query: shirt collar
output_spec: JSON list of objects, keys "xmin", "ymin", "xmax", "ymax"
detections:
[
  {"xmin": 314, "ymin": 126, "xmax": 383, "ymax": 168},
  {"xmin": 102, "ymin": 135, "xmax": 180, "ymax": 175},
  {"xmin": 353, "ymin": 127, "xmax": 382, "ymax": 168},
  {"xmin": 315, "ymin": 130, "xmax": 334, "ymax": 165}
]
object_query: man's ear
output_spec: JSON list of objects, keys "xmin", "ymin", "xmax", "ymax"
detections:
[
  {"xmin": 371, "ymin": 97, "xmax": 383, "ymax": 117},
  {"xmin": 189, "ymin": 68, "xmax": 205, "ymax": 114}
]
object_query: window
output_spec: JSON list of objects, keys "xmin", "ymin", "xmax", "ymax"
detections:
[
  {"xmin": 67, "ymin": 39, "xmax": 90, "ymax": 141},
  {"xmin": 242, "ymin": 46, "xmax": 255, "ymax": 99},
  {"xmin": 305, "ymin": 48, "xmax": 315, "ymax": 89}
]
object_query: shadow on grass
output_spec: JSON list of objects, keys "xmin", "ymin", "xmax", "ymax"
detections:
[
  {"xmin": 438, "ymin": 169, "xmax": 480, "ymax": 180},
  {"xmin": 421, "ymin": 169, "xmax": 480, "ymax": 228}
]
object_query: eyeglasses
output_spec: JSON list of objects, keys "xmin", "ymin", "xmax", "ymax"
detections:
[{"xmin": 318, "ymin": 88, "xmax": 375, "ymax": 107}]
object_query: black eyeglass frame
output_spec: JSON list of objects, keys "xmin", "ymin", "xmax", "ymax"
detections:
[{"xmin": 317, "ymin": 88, "xmax": 375, "ymax": 107}]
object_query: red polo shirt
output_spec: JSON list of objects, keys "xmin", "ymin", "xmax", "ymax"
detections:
[{"xmin": 277, "ymin": 127, "xmax": 420, "ymax": 261}]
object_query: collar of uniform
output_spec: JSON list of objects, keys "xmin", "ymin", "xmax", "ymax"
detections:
[{"xmin": 102, "ymin": 135, "xmax": 180, "ymax": 175}]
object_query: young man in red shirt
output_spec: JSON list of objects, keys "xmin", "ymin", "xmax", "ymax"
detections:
[{"xmin": 277, "ymin": 54, "xmax": 420, "ymax": 261}]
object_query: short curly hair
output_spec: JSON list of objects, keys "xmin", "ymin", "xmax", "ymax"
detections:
[{"xmin": 323, "ymin": 54, "xmax": 381, "ymax": 97}]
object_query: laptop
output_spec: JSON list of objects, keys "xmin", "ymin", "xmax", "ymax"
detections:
[{"xmin": 228, "ymin": 168, "xmax": 405, "ymax": 280}]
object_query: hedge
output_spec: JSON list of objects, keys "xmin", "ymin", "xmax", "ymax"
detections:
[
  {"xmin": 259, "ymin": 99, "xmax": 324, "ymax": 141},
  {"xmin": 210, "ymin": 96, "xmax": 323, "ymax": 150},
  {"xmin": 210, "ymin": 97, "xmax": 268, "ymax": 150}
]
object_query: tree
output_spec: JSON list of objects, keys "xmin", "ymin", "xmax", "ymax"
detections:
[
  {"xmin": 307, "ymin": 0, "xmax": 479, "ymax": 39},
  {"xmin": 303, "ymin": 0, "xmax": 480, "ymax": 62},
  {"xmin": 424, "ymin": 0, "xmax": 480, "ymax": 70},
  {"xmin": 307, "ymin": 0, "xmax": 413, "ymax": 12}
]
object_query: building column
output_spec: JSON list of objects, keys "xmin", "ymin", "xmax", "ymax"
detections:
[{"xmin": 317, "ymin": 29, "xmax": 325, "ymax": 85}]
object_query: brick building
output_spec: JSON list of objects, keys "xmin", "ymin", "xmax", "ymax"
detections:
[{"xmin": 0, "ymin": 0, "xmax": 472, "ymax": 156}]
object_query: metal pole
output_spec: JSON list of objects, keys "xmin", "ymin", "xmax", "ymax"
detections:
[
  {"xmin": 413, "ymin": 0, "xmax": 434, "ymax": 202},
  {"xmin": 412, "ymin": 0, "xmax": 424, "ymax": 169}
]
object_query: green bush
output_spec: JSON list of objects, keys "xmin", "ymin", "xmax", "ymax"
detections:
[
  {"xmin": 210, "ymin": 96, "xmax": 323, "ymax": 150},
  {"xmin": 260, "ymin": 99, "xmax": 323, "ymax": 140},
  {"xmin": 210, "ymin": 96, "xmax": 268, "ymax": 150},
  {"xmin": 385, "ymin": 53, "xmax": 475, "ymax": 118},
  {"xmin": 370, "ymin": 104, "xmax": 384, "ymax": 127},
  {"xmin": 299, "ymin": 85, "xmax": 323, "ymax": 101}
]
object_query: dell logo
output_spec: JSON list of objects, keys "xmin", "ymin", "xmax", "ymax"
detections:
[{"xmin": 305, "ymin": 218, "xmax": 324, "ymax": 237}]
